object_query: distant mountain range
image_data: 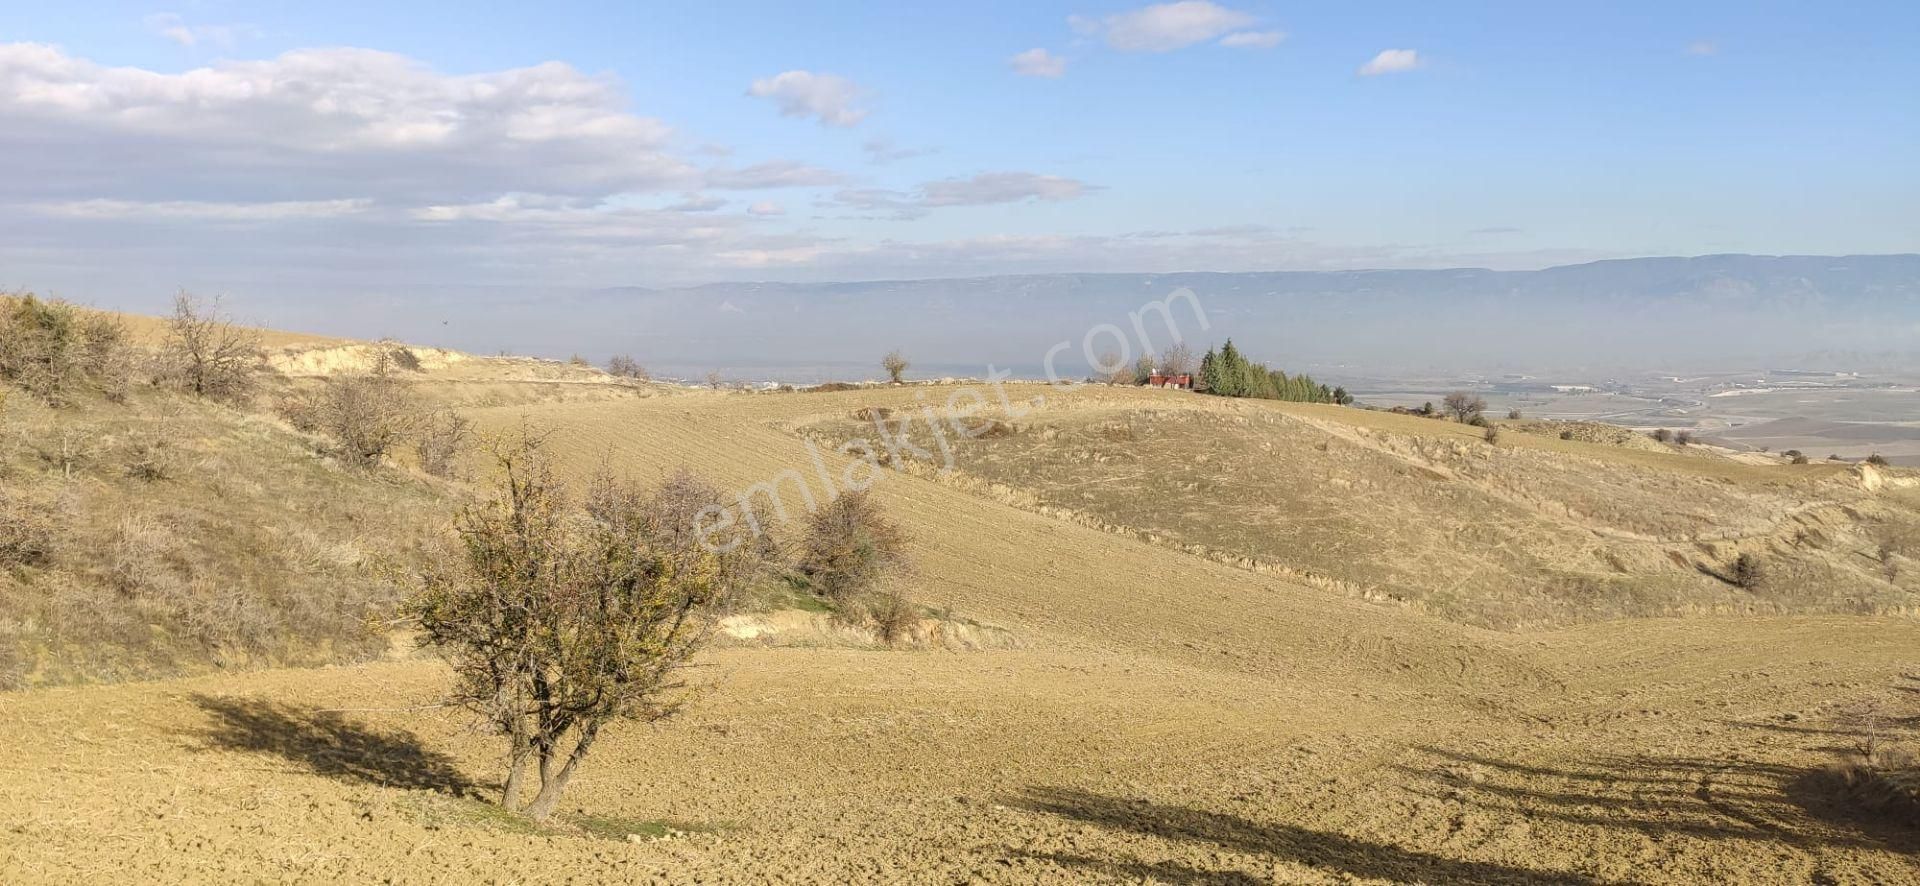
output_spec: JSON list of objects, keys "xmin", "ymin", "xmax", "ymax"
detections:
[{"xmin": 261, "ymin": 254, "xmax": 1920, "ymax": 379}]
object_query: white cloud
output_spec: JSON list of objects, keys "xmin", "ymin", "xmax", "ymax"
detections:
[
  {"xmin": 0, "ymin": 42, "xmax": 693, "ymax": 204},
  {"xmin": 746, "ymin": 70, "xmax": 869, "ymax": 127},
  {"xmin": 746, "ymin": 201, "xmax": 785, "ymax": 217},
  {"xmin": 143, "ymin": 13, "xmax": 258, "ymax": 49},
  {"xmin": 921, "ymin": 172, "xmax": 1093, "ymax": 206},
  {"xmin": 37, "ymin": 198, "xmax": 372, "ymax": 220},
  {"xmin": 1686, "ymin": 40, "xmax": 1718, "ymax": 56},
  {"xmin": 1358, "ymin": 49, "xmax": 1423, "ymax": 76},
  {"xmin": 1218, "ymin": 30, "xmax": 1284, "ymax": 49},
  {"xmin": 666, "ymin": 194, "xmax": 727, "ymax": 213},
  {"xmin": 704, "ymin": 160, "xmax": 843, "ymax": 189},
  {"xmin": 862, "ymin": 137, "xmax": 937, "ymax": 165},
  {"xmin": 1009, "ymin": 48, "xmax": 1067, "ymax": 78},
  {"xmin": 829, "ymin": 172, "xmax": 1097, "ymax": 219},
  {"xmin": 1073, "ymin": 2, "xmax": 1254, "ymax": 52}
]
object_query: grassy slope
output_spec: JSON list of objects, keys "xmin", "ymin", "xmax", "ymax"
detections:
[{"xmin": 0, "ymin": 385, "xmax": 454, "ymax": 688}]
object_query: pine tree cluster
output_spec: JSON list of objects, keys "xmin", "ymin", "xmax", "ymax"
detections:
[{"xmin": 1196, "ymin": 339, "xmax": 1348, "ymax": 404}]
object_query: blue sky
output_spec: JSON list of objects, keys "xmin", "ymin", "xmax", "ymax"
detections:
[{"xmin": 0, "ymin": 1, "xmax": 1915, "ymax": 299}]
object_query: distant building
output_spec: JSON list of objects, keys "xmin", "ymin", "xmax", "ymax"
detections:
[{"xmin": 1146, "ymin": 373, "xmax": 1193, "ymax": 390}]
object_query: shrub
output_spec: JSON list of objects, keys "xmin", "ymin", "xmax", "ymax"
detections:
[
  {"xmin": 1652, "ymin": 429, "xmax": 1673, "ymax": 443},
  {"xmin": 1792, "ymin": 454, "xmax": 1810, "ymax": 465},
  {"xmin": 409, "ymin": 434, "xmax": 760, "ymax": 820},
  {"xmin": 163, "ymin": 292, "xmax": 261, "ymax": 403},
  {"xmin": 1675, "ymin": 430, "xmax": 1695, "ymax": 446},
  {"xmin": 0, "ymin": 489, "xmax": 57, "ymax": 567},
  {"xmin": 1483, "ymin": 426, "xmax": 1501, "ymax": 445},
  {"xmin": 283, "ymin": 359, "xmax": 422, "ymax": 466},
  {"xmin": 1867, "ymin": 454, "xmax": 1890, "ymax": 467},
  {"xmin": 1784, "ymin": 449, "xmax": 1804, "ymax": 459},
  {"xmin": 120, "ymin": 430, "xmax": 175, "ymax": 482},
  {"xmin": 384, "ymin": 343, "xmax": 424, "ymax": 372},
  {"xmin": 414, "ymin": 410, "xmax": 472, "ymax": 479},
  {"xmin": 798, "ymin": 489, "xmax": 909, "ymax": 610},
  {"xmin": 1442, "ymin": 392, "xmax": 1487, "ymax": 423},
  {"xmin": 882, "ymin": 349, "xmax": 910, "ymax": 385},
  {"xmin": 1730, "ymin": 553, "xmax": 1765, "ymax": 590},
  {"xmin": 1559, "ymin": 430, "xmax": 1575, "ymax": 440},
  {"xmin": 0, "ymin": 294, "xmax": 131, "ymax": 405},
  {"xmin": 606, "ymin": 355, "xmax": 648, "ymax": 379},
  {"xmin": 1507, "ymin": 408, "xmax": 1523, "ymax": 420}
]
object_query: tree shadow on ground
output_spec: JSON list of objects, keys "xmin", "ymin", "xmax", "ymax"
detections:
[
  {"xmin": 188, "ymin": 694, "xmax": 479, "ymax": 798},
  {"xmin": 1403, "ymin": 745, "xmax": 1919, "ymax": 854},
  {"xmin": 1009, "ymin": 786, "xmax": 1599, "ymax": 885}
]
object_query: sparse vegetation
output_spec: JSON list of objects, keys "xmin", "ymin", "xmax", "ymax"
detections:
[
  {"xmin": 410, "ymin": 433, "xmax": 760, "ymax": 821},
  {"xmin": 606, "ymin": 355, "xmax": 648, "ymax": 379},
  {"xmin": 1652, "ymin": 428, "xmax": 1673, "ymax": 443},
  {"xmin": 163, "ymin": 292, "xmax": 261, "ymax": 403},
  {"xmin": 280, "ymin": 357, "xmax": 422, "ymax": 467},
  {"xmin": 415, "ymin": 410, "xmax": 473, "ymax": 479},
  {"xmin": 1730, "ymin": 552, "xmax": 1765, "ymax": 590},
  {"xmin": 882, "ymin": 349, "xmax": 910, "ymax": 384},
  {"xmin": 1442, "ymin": 392, "xmax": 1487, "ymax": 423},
  {"xmin": 0, "ymin": 294, "xmax": 131, "ymax": 405},
  {"xmin": 1867, "ymin": 453, "xmax": 1890, "ymax": 466},
  {"xmin": 1675, "ymin": 430, "xmax": 1695, "ymax": 446},
  {"xmin": 797, "ymin": 489, "xmax": 911, "ymax": 636}
]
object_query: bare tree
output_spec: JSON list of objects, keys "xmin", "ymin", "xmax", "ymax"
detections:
[
  {"xmin": 881, "ymin": 349, "xmax": 910, "ymax": 384},
  {"xmin": 1441, "ymin": 391, "xmax": 1486, "ymax": 423},
  {"xmin": 1096, "ymin": 351, "xmax": 1133, "ymax": 385},
  {"xmin": 1157, "ymin": 342, "xmax": 1196, "ymax": 377},
  {"xmin": 166, "ymin": 292, "xmax": 261, "ymax": 402},
  {"xmin": 606, "ymin": 355, "xmax": 648, "ymax": 379},
  {"xmin": 704, "ymin": 370, "xmax": 724, "ymax": 390},
  {"xmin": 410, "ymin": 434, "xmax": 759, "ymax": 821}
]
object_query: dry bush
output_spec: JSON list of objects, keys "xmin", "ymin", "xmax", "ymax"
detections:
[
  {"xmin": 1652, "ymin": 428, "xmax": 1673, "ymax": 443},
  {"xmin": 410, "ymin": 434, "xmax": 761, "ymax": 820},
  {"xmin": 1483, "ymin": 425, "xmax": 1501, "ymax": 445},
  {"xmin": 0, "ymin": 294, "xmax": 132, "ymax": 405},
  {"xmin": 163, "ymin": 292, "xmax": 261, "ymax": 403},
  {"xmin": 119, "ymin": 429, "xmax": 176, "ymax": 482},
  {"xmin": 882, "ymin": 349, "xmax": 910, "ymax": 384},
  {"xmin": 867, "ymin": 584, "xmax": 919, "ymax": 645},
  {"xmin": 284, "ymin": 360, "xmax": 423, "ymax": 467},
  {"xmin": 0, "ymin": 488, "xmax": 58, "ymax": 567},
  {"xmin": 1675, "ymin": 430, "xmax": 1696, "ymax": 446},
  {"xmin": 798, "ymin": 489, "xmax": 910, "ymax": 624},
  {"xmin": 606, "ymin": 355, "xmax": 648, "ymax": 379},
  {"xmin": 1442, "ymin": 391, "xmax": 1486, "ymax": 423},
  {"xmin": 383, "ymin": 342, "xmax": 424, "ymax": 372},
  {"xmin": 414, "ymin": 410, "xmax": 472, "ymax": 479},
  {"xmin": 1730, "ymin": 552, "xmax": 1766, "ymax": 590},
  {"xmin": 1867, "ymin": 453, "xmax": 1890, "ymax": 467}
]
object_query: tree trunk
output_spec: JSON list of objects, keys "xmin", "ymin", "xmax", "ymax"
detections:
[
  {"xmin": 525, "ymin": 723, "xmax": 600, "ymax": 822},
  {"xmin": 501, "ymin": 750, "xmax": 528, "ymax": 811}
]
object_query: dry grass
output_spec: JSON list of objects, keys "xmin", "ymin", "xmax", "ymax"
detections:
[
  {"xmin": 801, "ymin": 394, "xmax": 1920, "ymax": 628},
  {"xmin": 0, "ymin": 385, "xmax": 453, "ymax": 689}
]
